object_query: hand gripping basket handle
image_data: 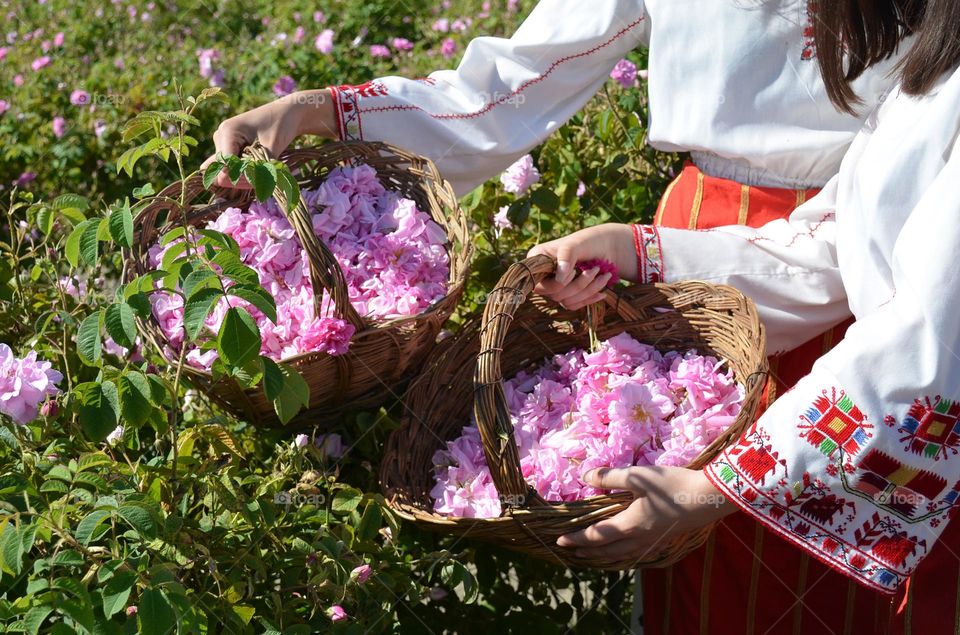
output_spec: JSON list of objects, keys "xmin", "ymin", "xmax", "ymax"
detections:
[{"xmin": 242, "ymin": 141, "xmax": 364, "ymax": 330}]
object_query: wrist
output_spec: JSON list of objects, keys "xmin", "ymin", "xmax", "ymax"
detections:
[{"xmin": 289, "ymin": 89, "xmax": 337, "ymax": 139}]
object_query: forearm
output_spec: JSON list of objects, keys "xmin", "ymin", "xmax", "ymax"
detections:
[{"xmin": 287, "ymin": 89, "xmax": 338, "ymax": 139}]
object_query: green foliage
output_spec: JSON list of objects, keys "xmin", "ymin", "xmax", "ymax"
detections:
[{"xmin": 0, "ymin": 1, "xmax": 679, "ymax": 632}]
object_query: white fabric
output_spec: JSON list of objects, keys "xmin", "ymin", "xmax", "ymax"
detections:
[
  {"xmin": 330, "ymin": 0, "xmax": 904, "ymax": 195},
  {"xmin": 646, "ymin": 68, "xmax": 960, "ymax": 594}
]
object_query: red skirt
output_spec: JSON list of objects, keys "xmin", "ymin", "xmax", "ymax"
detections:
[{"xmin": 640, "ymin": 163, "xmax": 960, "ymax": 634}]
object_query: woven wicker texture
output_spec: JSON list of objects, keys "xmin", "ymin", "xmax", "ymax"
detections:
[
  {"xmin": 127, "ymin": 141, "xmax": 471, "ymax": 428},
  {"xmin": 381, "ymin": 254, "xmax": 767, "ymax": 570}
]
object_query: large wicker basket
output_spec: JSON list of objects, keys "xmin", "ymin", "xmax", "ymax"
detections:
[
  {"xmin": 381, "ymin": 255, "xmax": 767, "ymax": 570},
  {"xmin": 126, "ymin": 141, "xmax": 471, "ymax": 428}
]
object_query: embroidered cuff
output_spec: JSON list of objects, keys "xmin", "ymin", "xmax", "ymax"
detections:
[
  {"xmin": 702, "ymin": 383, "xmax": 960, "ymax": 595},
  {"xmin": 632, "ymin": 224, "xmax": 664, "ymax": 284},
  {"xmin": 329, "ymin": 84, "xmax": 369, "ymax": 141}
]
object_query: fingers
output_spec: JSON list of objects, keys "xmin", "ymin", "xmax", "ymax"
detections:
[
  {"xmin": 567, "ymin": 537, "xmax": 664, "ymax": 562},
  {"xmin": 583, "ymin": 467, "xmax": 646, "ymax": 494},
  {"xmin": 202, "ymin": 123, "xmax": 252, "ymax": 189},
  {"xmin": 556, "ymin": 513, "xmax": 636, "ymax": 548}
]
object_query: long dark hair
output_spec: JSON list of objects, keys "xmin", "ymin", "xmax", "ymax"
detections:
[{"xmin": 814, "ymin": 0, "xmax": 960, "ymax": 113}]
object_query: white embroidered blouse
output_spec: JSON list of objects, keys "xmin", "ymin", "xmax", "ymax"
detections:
[
  {"xmin": 330, "ymin": 0, "xmax": 904, "ymax": 196},
  {"xmin": 633, "ymin": 66, "xmax": 960, "ymax": 594}
]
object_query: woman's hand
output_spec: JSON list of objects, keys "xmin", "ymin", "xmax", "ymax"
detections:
[
  {"xmin": 556, "ymin": 466, "xmax": 736, "ymax": 562},
  {"xmin": 527, "ymin": 223, "xmax": 637, "ymax": 309},
  {"xmin": 200, "ymin": 89, "xmax": 338, "ymax": 189}
]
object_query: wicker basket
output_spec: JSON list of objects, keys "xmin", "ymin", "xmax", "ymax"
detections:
[
  {"xmin": 126, "ymin": 141, "xmax": 471, "ymax": 428},
  {"xmin": 381, "ymin": 255, "xmax": 767, "ymax": 570}
]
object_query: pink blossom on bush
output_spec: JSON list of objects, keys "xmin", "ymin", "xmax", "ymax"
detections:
[
  {"xmin": 315, "ymin": 433, "xmax": 345, "ymax": 459},
  {"xmin": 440, "ymin": 38, "xmax": 456, "ymax": 58},
  {"xmin": 53, "ymin": 31, "xmax": 64, "ymax": 47},
  {"xmin": 14, "ymin": 172, "xmax": 36, "ymax": 187},
  {"xmin": 52, "ymin": 115, "xmax": 67, "ymax": 138},
  {"xmin": 0, "ymin": 100, "xmax": 8, "ymax": 116},
  {"xmin": 432, "ymin": 18, "xmax": 449, "ymax": 33},
  {"xmin": 431, "ymin": 334, "xmax": 743, "ymax": 517},
  {"xmin": 370, "ymin": 44, "xmax": 391, "ymax": 58},
  {"xmin": 351, "ymin": 564, "xmax": 372, "ymax": 583},
  {"xmin": 93, "ymin": 119, "xmax": 107, "ymax": 138},
  {"xmin": 499, "ymin": 154, "xmax": 540, "ymax": 195},
  {"xmin": 197, "ymin": 48, "xmax": 219, "ymax": 79},
  {"xmin": 272, "ymin": 75, "xmax": 297, "ymax": 96},
  {"xmin": 13, "ymin": 74, "xmax": 23, "ymax": 87},
  {"xmin": 326, "ymin": 605, "xmax": 347, "ymax": 622},
  {"xmin": 391, "ymin": 37, "xmax": 413, "ymax": 51},
  {"xmin": 493, "ymin": 206, "xmax": 512, "ymax": 232},
  {"xmin": 0, "ymin": 344, "xmax": 63, "ymax": 425},
  {"xmin": 313, "ymin": 11, "xmax": 325, "ymax": 23},
  {"xmin": 314, "ymin": 29, "xmax": 334, "ymax": 54},
  {"xmin": 0, "ymin": 47, "xmax": 7, "ymax": 61},
  {"xmin": 610, "ymin": 59, "xmax": 637, "ymax": 88},
  {"xmin": 294, "ymin": 433, "xmax": 309, "ymax": 448},
  {"xmin": 69, "ymin": 89, "xmax": 89, "ymax": 105},
  {"xmin": 106, "ymin": 425, "xmax": 124, "ymax": 445},
  {"xmin": 31, "ymin": 55, "xmax": 50, "ymax": 71}
]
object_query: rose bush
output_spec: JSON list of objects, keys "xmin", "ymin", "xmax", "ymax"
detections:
[{"xmin": 0, "ymin": 0, "xmax": 681, "ymax": 632}]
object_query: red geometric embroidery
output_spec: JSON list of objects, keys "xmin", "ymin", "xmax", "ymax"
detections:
[
  {"xmin": 735, "ymin": 445, "xmax": 781, "ymax": 484},
  {"xmin": 340, "ymin": 80, "xmax": 389, "ymax": 99},
  {"xmin": 801, "ymin": 0, "xmax": 818, "ymax": 61},
  {"xmin": 799, "ymin": 388, "xmax": 872, "ymax": 459},
  {"xmin": 887, "ymin": 396, "xmax": 960, "ymax": 460},
  {"xmin": 852, "ymin": 449, "xmax": 948, "ymax": 518},
  {"xmin": 853, "ymin": 512, "xmax": 925, "ymax": 569}
]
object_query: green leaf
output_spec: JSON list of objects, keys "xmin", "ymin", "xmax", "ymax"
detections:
[
  {"xmin": 225, "ymin": 155, "xmax": 244, "ymax": 185},
  {"xmin": 217, "ymin": 307, "xmax": 261, "ymax": 367},
  {"xmin": 108, "ymin": 203, "xmax": 134, "ymax": 247},
  {"xmin": 75, "ymin": 509, "xmax": 112, "ymax": 546},
  {"xmin": 247, "ymin": 162, "xmax": 277, "ymax": 203},
  {"xmin": 271, "ymin": 364, "xmax": 310, "ymax": 424},
  {"xmin": 65, "ymin": 219, "xmax": 97, "ymax": 268},
  {"xmin": 1, "ymin": 523, "xmax": 24, "ymax": 575},
  {"xmin": 332, "ymin": 489, "xmax": 363, "ymax": 513},
  {"xmin": 227, "ymin": 285, "xmax": 277, "ymax": 323},
  {"xmin": 79, "ymin": 218, "xmax": 101, "ymax": 266},
  {"xmin": 138, "ymin": 588, "xmax": 176, "ymax": 635},
  {"xmin": 23, "ymin": 605, "xmax": 53, "ymax": 635},
  {"xmin": 181, "ymin": 269, "xmax": 220, "ymax": 301},
  {"xmin": 35, "ymin": 205, "xmax": 54, "ymax": 235},
  {"xmin": 276, "ymin": 169, "xmax": 301, "ymax": 209},
  {"xmin": 261, "ymin": 357, "xmax": 284, "ymax": 401},
  {"xmin": 123, "ymin": 271, "xmax": 165, "ymax": 299},
  {"xmin": 116, "ymin": 504, "xmax": 157, "ymax": 539},
  {"xmin": 117, "ymin": 371, "xmax": 152, "ymax": 426},
  {"xmin": 202, "ymin": 160, "xmax": 225, "ymax": 190},
  {"xmin": 77, "ymin": 310, "xmax": 103, "ymax": 366},
  {"xmin": 102, "ymin": 571, "xmax": 136, "ymax": 618},
  {"xmin": 159, "ymin": 226, "xmax": 186, "ymax": 247},
  {"xmin": 77, "ymin": 381, "xmax": 120, "ymax": 441},
  {"xmin": 104, "ymin": 303, "xmax": 136, "ymax": 349},
  {"xmin": 182, "ymin": 287, "xmax": 223, "ymax": 340},
  {"xmin": 213, "ymin": 252, "xmax": 259, "ymax": 285},
  {"xmin": 54, "ymin": 193, "xmax": 90, "ymax": 213},
  {"xmin": 531, "ymin": 188, "xmax": 561, "ymax": 214}
]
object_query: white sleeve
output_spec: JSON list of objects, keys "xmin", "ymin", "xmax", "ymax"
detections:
[
  {"xmin": 330, "ymin": 0, "xmax": 649, "ymax": 196},
  {"xmin": 700, "ymin": 145, "xmax": 960, "ymax": 594},
  {"xmin": 634, "ymin": 176, "xmax": 851, "ymax": 354}
]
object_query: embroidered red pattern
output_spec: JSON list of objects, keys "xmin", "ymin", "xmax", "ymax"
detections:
[{"xmin": 633, "ymin": 224, "xmax": 664, "ymax": 284}]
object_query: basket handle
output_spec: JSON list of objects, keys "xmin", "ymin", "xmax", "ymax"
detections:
[
  {"xmin": 242, "ymin": 142, "xmax": 364, "ymax": 330},
  {"xmin": 473, "ymin": 254, "xmax": 641, "ymax": 508}
]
